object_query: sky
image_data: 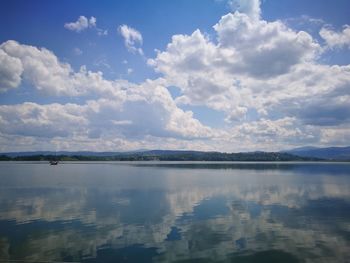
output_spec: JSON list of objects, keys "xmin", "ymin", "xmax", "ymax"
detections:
[{"xmin": 0, "ymin": 0, "xmax": 350, "ymax": 152}]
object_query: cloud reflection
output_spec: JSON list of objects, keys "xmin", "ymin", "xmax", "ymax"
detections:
[{"xmin": 0, "ymin": 163, "xmax": 349, "ymax": 262}]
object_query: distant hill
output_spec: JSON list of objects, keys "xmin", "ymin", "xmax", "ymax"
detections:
[
  {"xmin": 1, "ymin": 151, "xmax": 135, "ymax": 158},
  {"xmin": 0, "ymin": 150, "xmax": 321, "ymax": 162},
  {"xmin": 1, "ymin": 150, "xmax": 206, "ymax": 158},
  {"xmin": 285, "ymin": 146, "xmax": 350, "ymax": 160}
]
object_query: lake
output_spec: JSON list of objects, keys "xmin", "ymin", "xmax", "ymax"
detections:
[{"xmin": 0, "ymin": 162, "xmax": 349, "ymax": 263}]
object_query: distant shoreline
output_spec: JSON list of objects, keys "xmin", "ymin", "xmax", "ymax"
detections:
[{"xmin": 0, "ymin": 152, "xmax": 330, "ymax": 162}]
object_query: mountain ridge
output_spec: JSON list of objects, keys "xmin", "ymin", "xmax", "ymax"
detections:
[{"xmin": 284, "ymin": 146, "xmax": 350, "ymax": 160}]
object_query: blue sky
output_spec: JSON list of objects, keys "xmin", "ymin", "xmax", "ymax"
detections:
[{"xmin": 0, "ymin": 0, "xmax": 349, "ymax": 152}]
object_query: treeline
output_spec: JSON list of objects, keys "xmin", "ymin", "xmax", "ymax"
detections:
[{"xmin": 0, "ymin": 152, "xmax": 321, "ymax": 161}]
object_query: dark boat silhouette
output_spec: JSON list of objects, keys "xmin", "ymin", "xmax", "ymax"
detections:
[{"xmin": 49, "ymin": 160, "xmax": 59, "ymax": 165}]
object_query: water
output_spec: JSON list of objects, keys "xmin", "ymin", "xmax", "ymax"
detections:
[{"xmin": 0, "ymin": 161, "xmax": 349, "ymax": 263}]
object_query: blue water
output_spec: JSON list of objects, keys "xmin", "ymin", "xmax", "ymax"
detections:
[{"xmin": 0, "ymin": 161, "xmax": 349, "ymax": 262}]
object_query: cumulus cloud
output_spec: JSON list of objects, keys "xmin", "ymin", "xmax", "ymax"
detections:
[
  {"xmin": 0, "ymin": 40, "xmax": 121, "ymax": 96},
  {"xmin": 89, "ymin": 16, "xmax": 96, "ymax": 27},
  {"xmin": 264, "ymin": 63, "xmax": 350, "ymax": 126},
  {"xmin": 1, "ymin": 4, "xmax": 350, "ymax": 151},
  {"xmin": 149, "ymin": 10, "xmax": 321, "ymax": 124},
  {"xmin": 320, "ymin": 25, "xmax": 350, "ymax": 49},
  {"xmin": 0, "ymin": 96, "xmax": 216, "ymax": 150},
  {"xmin": 0, "ymin": 102, "xmax": 87, "ymax": 138},
  {"xmin": 0, "ymin": 41, "xmax": 216, "ymax": 149},
  {"xmin": 64, "ymin": 16, "xmax": 107, "ymax": 36},
  {"xmin": 0, "ymin": 49, "xmax": 23, "ymax": 92},
  {"xmin": 0, "ymin": 91, "xmax": 215, "ymax": 142},
  {"xmin": 228, "ymin": 117, "xmax": 319, "ymax": 150},
  {"xmin": 214, "ymin": 13, "xmax": 320, "ymax": 76},
  {"xmin": 228, "ymin": 0, "xmax": 261, "ymax": 20},
  {"xmin": 146, "ymin": 6, "xmax": 350, "ymax": 149},
  {"xmin": 64, "ymin": 16, "xmax": 96, "ymax": 32},
  {"xmin": 118, "ymin": 24, "xmax": 143, "ymax": 55},
  {"xmin": 151, "ymin": 12, "xmax": 320, "ymax": 79}
]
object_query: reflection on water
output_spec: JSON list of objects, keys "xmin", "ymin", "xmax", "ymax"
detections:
[{"xmin": 0, "ymin": 162, "xmax": 349, "ymax": 262}]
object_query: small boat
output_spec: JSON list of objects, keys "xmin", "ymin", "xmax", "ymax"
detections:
[{"xmin": 49, "ymin": 160, "xmax": 59, "ymax": 165}]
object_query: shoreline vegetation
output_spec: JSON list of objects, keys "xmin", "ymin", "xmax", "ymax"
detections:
[{"xmin": 0, "ymin": 150, "xmax": 338, "ymax": 162}]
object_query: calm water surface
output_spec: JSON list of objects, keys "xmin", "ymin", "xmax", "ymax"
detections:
[{"xmin": 0, "ymin": 162, "xmax": 350, "ymax": 263}]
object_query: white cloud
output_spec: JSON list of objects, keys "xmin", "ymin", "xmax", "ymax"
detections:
[
  {"xmin": 89, "ymin": 16, "xmax": 96, "ymax": 27},
  {"xmin": 0, "ymin": 41, "xmax": 216, "ymax": 150},
  {"xmin": 0, "ymin": 40, "xmax": 119, "ymax": 96},
  {"xmin": 214, "ymin": 13, "xmax": 320, "ymax": 79},
  {"xmin": 64, "ymin": 16, "xmax": 108, "ymax": 36},
  {"xmin": 0, "ymin": 49, "xmax": 23, "ymax": 92},
  {"xmin": 149, "ymin": 11, "xmax": 321, "ymax": 124},
  {"xmin": 1, "ymin": 4, "xmax": 350, "ymax": 151},
  {"xmin": 319, "ymin": 124, "xmax": 350, "ymax": 146},
  {"xmin": 0, "ymin": 88, "xmax": 216, "ymax": 144},
  {"xmin": 150, "ymin": 13, "xmax": 320, "ymax": 81},
  {"xmin": 262, "ymin": 63, "xmax": 350, "ymax": 125},
  {"xmin": 228, "ymin": 0, "xmax": 261, "ymax": 20},
  {"xmin": 320, "ymin": 25, "xmax": 350, "ymax": 49},
  {"xmin": 228, "ymin": 117, "xmax": 319, "ymax": 150},
  {"xmin": 0, "ymin": 102, "xmax": 88, "ymax": 138},
  {"xmin": 147, "ymin": 8, "xmax": 350, "ymax": 149},
  {"xmin": 64, "ymin": 16, "xmax": 95, "ymax": 32},
  {"xmin": 0, "ymin": 98, "xmax": 215, "ymax": 150},
  {"xmin": 118, "ymin": 24, "xmax": 143, "ymax": 55}
]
